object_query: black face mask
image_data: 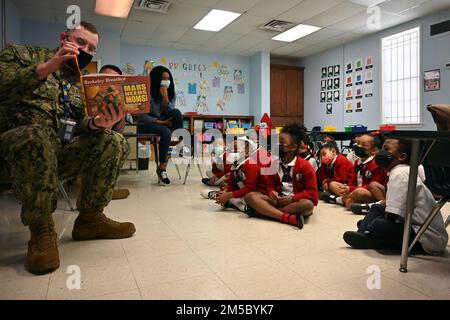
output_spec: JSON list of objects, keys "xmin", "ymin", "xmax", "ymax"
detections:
[
  {"xmin": 299, "ymin": 151, "xmax": 309, "ymax": 159},
  {"xmin": 278, "ymin": 144, "xmax": 286, "ymax": 158},
  {"xmin": 375, "ymin": 150, "xmax": 395, "ymax": 169},
  {"xmin": 354, "ymin": 145, "xmax": 368, "ymax": 158},
  {"xmin": 67, "ymin": 49, "xmax": 93, "ymax": 71}
]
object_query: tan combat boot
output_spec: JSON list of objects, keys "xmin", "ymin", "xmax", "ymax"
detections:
[
  {"xmin": 112, "ymin": 188, "xmax": 130, "ymax": 200},
  {"xmin": 26, "ymin": 216, "xmax": 60, "ymax": 275},
  {"xmin": 72, "ymin": 211, "xmax": 136, "ymax": 241}
]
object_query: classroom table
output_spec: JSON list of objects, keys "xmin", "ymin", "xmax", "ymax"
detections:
[
  {"xmin": 307, "ymin": 131, "xmax": 369, "ymax": 142},
  {"xmin": 382, "ymin": 130, "xmax": 450, "ymax": 273}
]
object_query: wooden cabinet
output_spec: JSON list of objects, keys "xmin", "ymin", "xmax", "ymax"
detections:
[{"xmin": 270, "ymin": 64, "xmax": 304, "ymax": 127}]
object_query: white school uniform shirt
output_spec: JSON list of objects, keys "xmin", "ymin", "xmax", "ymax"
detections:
[
  {"xmin": 347, "ymin": 151, "xmax": 358, "ymax": 164},
  {"xmin": 385, "ymin": 164, "xmax": 449, "ymax": 254},
  {"xmin": 278, "ymin": 157, "xmax": 296, "ymax": 196},
  {"xmin": 356, "ymin": 155, "xmax": 375, "ymax": 186}
]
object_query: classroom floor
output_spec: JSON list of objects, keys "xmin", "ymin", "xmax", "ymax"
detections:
[{"xmin": 1, "ymin": 162, "xmax": 449, "ymax": 300}]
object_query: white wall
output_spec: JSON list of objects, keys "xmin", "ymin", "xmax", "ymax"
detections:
[
  {"xmin": 300, "ymin": 9, "xmax": 450, "ymax": 131},
  {"xmin": 4, "ymin": 0, "xmax": 20, "ymax": 44}
]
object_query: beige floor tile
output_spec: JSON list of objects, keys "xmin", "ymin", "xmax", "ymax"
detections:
[
  {"xmin": 129, "ymin": 251, "xmax": 210, "ymax": 288},
  {"xmin": 276, "ymin": 287, "xmax": 335, "ymax": 300},
  {"xmin": 85, "ymin": 289, "xmax": 142, "ymax": 300},
  {"xmin": 323, "ymin": 275, "xmax": 431, "ymax": 300},
  {"xmin": 279, "ymin": 251, "xmax": 370, "ymax": 288},
  {"xmin": 123, "ymin": 237, "xmax": 192, "ymax": 261},
  {"xmin": 216, "ymin": 261, "xmax": 317, "ymax": 300},
  {"xmin": 47, "ymin": 258, "xmax": 137, "ymax": 300},
  {"xmin": 194, "ymin": 243, "xmax": 273, "ymax": 273},
  {"xmin": 0, "ymin": 276, "xmax": 50, "ymax": 300},
  {"xmin": 140, "ymin": 274, "xmax": 238, "ymax": 300},
  {"xmin": 178, "ymin": 229, "xmax": 246, "ymax": 251}
]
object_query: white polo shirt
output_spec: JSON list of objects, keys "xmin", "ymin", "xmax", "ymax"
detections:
[
  {"xmin": 278, "ymin": 157, "xmax": 296, "ymax": 196},
  {"xmin": 385, "ymin": 164, "xmax": 449, "ymax": 254}
]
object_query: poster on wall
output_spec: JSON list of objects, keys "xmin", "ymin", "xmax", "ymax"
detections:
[
  {"xmin": 176, "ymin": 90, "xmax": 186, "ymax": 107},
  {"xmin": 355, "ymin": 58, "xmax": 363, "ymax": 71},
  {"xmin": 346, "ymin": 101, "xmax": 353, "ymax": 113},
  {"xmin": 355, "ymin": 72, "xmax": 363, "ymax": 85},
  {"xmin": 327, "ymin": 91, "xmax": 333, "ymax": 103},
  {"xmin": 365, "ymin": 56, "xmax": 373, "ymax": 69},
  {"xmin": 355, "ymin": 99, "xmax": 363, "ymax": 112},
  {"xmin": 365, "ymin": 83, "xmax": 373, "ymax": 97},
  {"xmin": 355, "ymin": 86, "xmax": 363, "ymax": 99},
  {"xmin": 327, "ymin": 79, "xmax": 333, "ymax": 90},
  {"xmin": 365, "ymin": 70, "xmax": 373, "ymax": 84},
  {"xmin": 320, "ymin": 92, "xmax": 326, "ymax": 103},
  {"xmin": 321, "ymin": 80, "xmax": 327, "ymax": 90},
  {"xmin": 212, "ymin": 76, "xmax": 220, "ymax": 88},
  {"xmin": 322, "ymin": 67, "xmax": 327, "ymax": 78},
  {"xmin": 333, "ymin": 78, "xmax": 340, "ymax": 89},
  {"xmin": 188, "ymin": 83, "xmax": 197, "ymax": 94},
  {"xmin": 333, "ymin": 90, "xmax": 340, "ymax": 102},
  {"xmin": 424, "ymin": 69, "xmax": 441, "ymax": 92},
  {"xmin": 327, "ymin": 66, "xmax": 334, "ymax": 77},
  {"xmin": 346, "ymin": 74, "xmax": 353, "ymax": 87},
  {"xmin": 334, "ymin": 65, "xmax": 340, "ymax": 77},
  {"xmin": 326, "ymin": 103, "xmax": 333, "ymax": 114},
  {"xmin": 346, "ymin": 88, "xmax": 353, "ymax": 100},
  {"xmin": 346, "ymin": 62, "xmax": 352, "ymax": 74}
]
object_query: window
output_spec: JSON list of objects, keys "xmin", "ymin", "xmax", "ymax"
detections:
[{"xmin": 381, "ymin": 26, "xmax": 421, "ymax": 125}]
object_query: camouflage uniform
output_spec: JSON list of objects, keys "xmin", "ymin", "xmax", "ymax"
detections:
[{"xmin": 0, "ymin": 44, "xmax": 130, "ymax": 226}]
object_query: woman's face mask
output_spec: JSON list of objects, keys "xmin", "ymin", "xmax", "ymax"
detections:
[
  {"xmin": 160, "ymin": 80, "xmax": 171, "ymax": 88},
  {"xmin": 375, "ymin": 149, "xmax": 396, "ymax": 169},
  {"xmin": 354, "ymin": 145, "xmax": 368, "ymax": 158},
  {"xmin": 214, "ymin": 146, "xmax": 224, "ymax": 156}
]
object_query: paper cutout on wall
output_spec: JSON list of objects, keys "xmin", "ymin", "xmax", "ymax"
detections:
[
  {"xmin": 212, "ymin": 76, "xmax": 220, "ymax": 88},
  {"xmin": 346, "ymin": 88, "xmax": 353, "ymax": 100},
  {"xmin": 346, "ymin": 101, "xmax": 353, "ymax": 113},
  {"xmin": 142, "ymin": 60, "xmax": 155, "ymax": 76},
  {"xmin": 334, "ymin": 65, "xmax": 340, "ymax": 76},
  {"xmin": 321, "ymin": 67, "xmax": 327, "ymax": 78},
  {"xmin": 327, "ymin": 91, "xmax": 333, "ymax": 103},
  {"xmin": 216, "ymin": 99, "xmax": 225, "ymax": 111},
  {"xmin": 365, "ymin": 56, "xmax": 373, "ymax": 69},
  {"xmin": 320, "ymin": 92, "xmax": 326, "ymax": 103},
  {"xmin": 160, "ymin": 57, "xmax": 167, "ymax": 65},
  {"xmin": 213, "ymin": 61, "xmax": 220, "ymax": 69},
  {"xmin": 176, "ymin": 90, "xmax": 186, "ymax": 107},
  {"xmin": 365, "ymin": 70, "xmax": 373, "ymax": 84},
  {"xmin": 321, "ymin": 80, "xmax": 326, "ymax": 90},
  {"xmin": 355, "ymin": 99, "xmax": 363, "ymax": 112},
  {"xmin": 355, "ymin": 72, "xmax": 363, "ymax": 85},
  {"xmin": 237, "ymin": 83, "xmax": 245, "ymax": 94},
  {"xmin": 188, "ymin": 83, "xmax": 197, "ymax": 94},
  {"xmin": 346, "ymin": 75, "xmax": 353, "ymax": 87},
  {"xmin": 327, "ymin": 79, "xmax": 333, "ymax": 90},
  {"xmin": 195, "ymin": 80, "xmax": 209, "ymax": 112},
  {"xmin": 223, "ymin": 86, "xmax": 233, "ymax": 102},
  {"xmin": 326, "ymin": 103, "xmax": 332, "ymax": 114},
  {"xmin": 346, "ymin": 62, "xmax": 352, "ymax": 74},
  {"xmin": 365, "ymin": 83, "xmax": 373, "ymax": 97},
  {"xmin": 122, "ymin": 63, "xmax": 136, "ymax": 75},
  {"xmin": 218, "ymin": 65, "xmax": 230, "ymax": 80},
  {"xmin": 327, "ymin": 66, "xmax": 334, "ymax": 77},
  {"xmin": 333, "ymin": 90, "xmax": 340, "ymax": 102},
  {"xmin": 355, "ymin": 58, "xmax": 363, "ymax": 71},
  {"xmin": 355, "ymin": 86, "xmax": 363, "ymax": 99},
  {"xmin": 234, "ymin": 70, "xmax": 243, "ymax": 84},
  {"xmin": 333, "ymin": 78, "xmax": 340, "ymax": 89}
]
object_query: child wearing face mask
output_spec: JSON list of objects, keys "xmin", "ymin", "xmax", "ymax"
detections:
[
  {"xmin": 343, "ymin": 138, "xmax": 448, "ymax": 254},
  {"xmin": 317, "ymin": 143, "xmax": 354, "ymax": 192},
  {"xmin": 214, "ymin": 138, "xmax": 273, "ymax": 212},
  {"xmin": 322, "ymin": 134, "xmax": 388, "ymax": 211},
  {"xmin": 201, "ymin": 139, "xmax": 232, "ymax": 188},
  {"xmin": 346, "ymin": 135, "xmax": 361, "ymax": 165},
  {"xmin": 299, "ymin": 139, "xmax": 319, "ymax": 172}
]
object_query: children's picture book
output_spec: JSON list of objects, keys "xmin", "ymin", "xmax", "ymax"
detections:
[{"xmin": 81, "ymin": 74, "xmax": 150, "ymax": 116}]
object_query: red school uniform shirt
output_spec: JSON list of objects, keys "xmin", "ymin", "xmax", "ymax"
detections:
[
  {"xmin": 348, "ymin": 155, "xmax": 387, "ymax": 191},
  {"xmin": 226, "ymin": 148, "xmax": 274, "ymax": 199},
  {"xmin": 317, "ymin": 154, "xmax": 354, "ymax": 186},
  {"xmin": 267, "ymin": 156, "xmax": 319, "ymax": 206},
  {"xmin": 211, "ymin": 152, "xmax": 232, "ymax": 178}
]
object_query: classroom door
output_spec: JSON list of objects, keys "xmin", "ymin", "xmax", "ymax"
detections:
[{"xmin": 270, "ymin": 65, "xmax": 304, "ymax": 127}]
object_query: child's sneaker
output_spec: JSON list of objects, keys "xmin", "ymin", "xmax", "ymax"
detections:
[
  {"xmin": 201, "ymin": 178, "xmax": 211, "ymax": 186},
  {"xmin": 351, "ymin": 203, "xmax": 372, "ymax": 215},
  {"xmin": 320, "ymin": 192, "xmax": 337, "ymax": 203},
  {"xmin": 200, "ymin": 189, "xmax": 218, "ymax": 199},
  {"xmin": 343, "ymin": 231, "xmax": 386, "ymax": 249},
  {"xmin": 244, "ymin": 205, "xmax": 257, "ymax": 217}
]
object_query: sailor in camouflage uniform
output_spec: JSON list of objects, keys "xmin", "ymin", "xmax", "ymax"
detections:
[{"xmin": 0, "ymin": 21, "xmax": 135, "ymax": 275}]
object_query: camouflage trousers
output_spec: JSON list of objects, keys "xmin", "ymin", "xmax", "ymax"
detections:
[{"xmin": 0, "ymin": 124, "xmax": 130, "ymax": 226}]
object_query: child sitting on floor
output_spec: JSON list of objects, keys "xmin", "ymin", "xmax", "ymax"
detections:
[
  {"xmin": 317, "ymin": 143, "xmax": 354, "ymax": 192},
  {"xmin": 343, "ymin": 138, "xmax": 448, "ymax": 254},
  {"xmin": 214, "ymin": 137, "xmax": 273, "ymax": 212},
  {"xmin": 202, "ymin": 138, "xmax": 232, "ymax": 187},
  {"xmin": 299, "ymin": 139, "xmax": 319, "ymax": 172},
  {"xmin": 322, "ymin": 133, "xmax": 388, "ymax": 211},
  {"xmin": 244, "ymin": 123, "xmax": 318, "ymax": 229}
]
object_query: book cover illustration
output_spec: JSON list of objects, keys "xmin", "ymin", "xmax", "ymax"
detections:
[{"xmin": 82, "ymin": 74, "xmax": 151, "ymax": 116}]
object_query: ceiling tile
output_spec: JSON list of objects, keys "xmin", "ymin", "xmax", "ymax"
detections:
[
  {"xmin": 146, "ymin": 40, "xmax": 176, "ymax": 48},
  {"xmin": 222, "ymin": 14, "xmax": 268, "ymax": 35},
  {"xmin": 246, "ymin": 29, "xmax": 279, "ymax": 40},
  {"xmin": 271, "ymin": 43, "xmax": 307, "ymax": 55},
  {"xmin": 316, "ymin": 31, "xmax": 364, "ymax": 49},
  {"xmin": 291, "ymin": 45, "xmax": 328, "ymax": 58},
  {"xmin": 226, "ymin": 35, "xmax": 265, "ymax": 51},
  {"xmin": 15, "ymin": 0, "xmax": 52, "ymax": 9},
  {"xmin": 171, "ymin": 42, "xmax": 201, "ymax": 51},
  {"xmin": 176, "ymin": 29, "xmax": 215, "ymax": 45},
  {"xmin": 328, "ymin": 11, "xmax": 371, "ymax": 32},
  {"xmin": 150, "ymin": 25, "xmax": 189, "ymax": 42},
  {"xmin": 295, "ymin": 28, "xmax": 344, "ymax": 45},
  {"xmin": 200, "ymin": 32, "xmax": 243, "ymax": 48},
  {"xmin": 176, "ymin": 0, "xmax": 221, "ymax": 8},
  {"xmin": 51, "ymin": 0, "xmax": 95, "ymax": 14},
  {"xmin": 276, "ymin": 0, "xmax": 342, "ymax": 23},
  {"xmin": 397, "ymin": 0, "xmax": 450, "ymax": 18},
  {"xmin": 378, "ymin": 11, "xmax": 413, "ymax": 29},
  {"xmin": 214, "ymin": 0, "xmax": 262, "ymax": 13},
  {"xmin": 158, "ymin": 3, "xmax": 210, "ymax": 27},
  {"xmin": 91, "ymin": 15, "xmax": 127, "ymax": 31},
  {"xmin": 121, "ymin": 36, "xmax": 149, "ymax": 46},
  {"xmin": 304, "ymin": 2, "xmax": 367, "ymax": 27},
  {"xmin": 379, "ymin": 0, "xmax": 429, "ymax": 15},
  {"xmin": 246, "ymin": 0, "xmax": 303, "ymax": 18},
  {"xmin": 121, "ymin": 21, "xmax": 159, "ymax": 38},
  {"xmin": 247, "ymin": 39, "xmax": 284, "ymax": 51},
  {"xmin": 127, "ymin": 8, "xmax": 167, "ymax": 24},
  {"xmin": 16, "ymin": 6, "xmax": 56, "ymax": 23}
]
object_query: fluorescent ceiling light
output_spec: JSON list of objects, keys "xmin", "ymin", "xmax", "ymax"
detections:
[
  {"xmin": 272, "ymin": 24, "xmax": 322, "ymax": 42},
  {"xmin": 95, "ymin": 0, "xmax": 133, "ymax": 19},
  {"xmin": 194, "ymin": 9, "xmax": 241, "ymax": 32}
]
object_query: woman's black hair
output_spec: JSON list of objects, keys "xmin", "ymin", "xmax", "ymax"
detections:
[
  {"xmin": 280, "ymin": 122, "xmax": 307, "ymax": 148},
  {"xmin": 319, "ymin": 142, "xmax": 340, "ymax": 154},
  {"xmin": 99, "ymin": 64, "xmax": 123, "ymax": 75},
  {"xmin": 150, "ymin": 66, "xmax": 175, "ymax": 103}
]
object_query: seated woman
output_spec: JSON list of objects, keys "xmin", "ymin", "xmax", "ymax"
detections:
[{"xmin": 137, "ymin": 66, "xmax": 183, "ymax": 185}]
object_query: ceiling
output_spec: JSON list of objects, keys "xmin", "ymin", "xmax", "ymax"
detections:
[{"xmin": 13, "ymin": 0, "xmax": 450, "ymax": 58}]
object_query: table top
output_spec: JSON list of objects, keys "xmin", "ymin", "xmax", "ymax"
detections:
[{"xmin": 381, "ymin": 130, "xmax": 450, "ymax": 140}]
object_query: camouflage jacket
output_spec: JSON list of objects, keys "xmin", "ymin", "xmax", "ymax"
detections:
[{"xmin": 0, "ymin": 44, "xmax": 91, "ymax": 134}]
